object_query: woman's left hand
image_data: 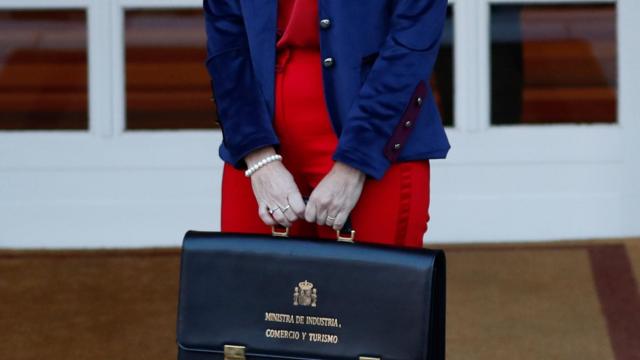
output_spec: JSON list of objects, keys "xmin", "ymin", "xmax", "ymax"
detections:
[{"xmin": 304, "ymin": 161, "xmax": 366, "ymax": 231}]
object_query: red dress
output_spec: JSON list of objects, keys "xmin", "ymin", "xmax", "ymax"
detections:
[{"xmin": 220, "ymin": 0, "xmax": 431, "ymax": 248}]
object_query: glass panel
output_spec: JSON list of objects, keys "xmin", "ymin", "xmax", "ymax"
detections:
[
  {"xmin": 125, "ymin": 10, "xmax": 214, "ymax": 130},
  {"xmin": 0, "ymin": 11, "xmax": 87, "ymax": 130},
  {"xmin": 490, "ymin": 4, "xmax": 616, "ymax": 125},
  {"xmin": 431, "ymin": 5, "xmax": 454, "ymax": 127},
  {"xmin": 126, "ymin": 7, "xmax": 454, "ymax": 130}
]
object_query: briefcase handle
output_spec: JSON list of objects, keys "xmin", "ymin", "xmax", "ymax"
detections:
[{"xmin": 271, "ymin": 196, "xmax": 355, "ymax": 242}]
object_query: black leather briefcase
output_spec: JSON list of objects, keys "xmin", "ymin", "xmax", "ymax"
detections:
[{"xmin": 176, "ymin": 224, "xmax": 446, "ymax": 360}]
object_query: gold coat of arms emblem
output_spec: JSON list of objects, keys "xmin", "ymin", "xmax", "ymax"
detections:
[{"xmin": 293, "ymin": 280, "xmax": 317, "ymax": 307}]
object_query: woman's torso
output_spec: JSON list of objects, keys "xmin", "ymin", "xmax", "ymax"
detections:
[{"xmin": 211, "ymin": 0, "xmax": 451, "ymax": 173}]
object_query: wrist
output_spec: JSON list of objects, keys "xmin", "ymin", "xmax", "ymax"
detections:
[
  {"xmin": 333, "ymin": 160, "xmax": 366, "ymax": 181},
  {"xmin": 244, "ymin": 146, "xmax": 276, "ymax": 169},
  {"xmin": 244, "ymin": 153, "xmax": 282, "ymax": 177}
]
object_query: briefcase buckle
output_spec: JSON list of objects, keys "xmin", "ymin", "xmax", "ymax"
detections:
[
  {"xmin": 337, "ymin": 229, "xmax": 355, "ymax": 242},
  {"xmin": 271, "ymin": 225, "xmax": 289, "ymax": 237},
  {"xmin": 224, "ymin": 344, "xmax": 245, "ymax": 360},
  {"xmin": 359, "ymin": 357, "xmax": 380, "ymax": 360}
]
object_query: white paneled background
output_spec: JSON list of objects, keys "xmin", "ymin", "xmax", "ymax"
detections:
[{"xmin": 0, "ymin": 0, "xmax": 638, "ymax": 248}]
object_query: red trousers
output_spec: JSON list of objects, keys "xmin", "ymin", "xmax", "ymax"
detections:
[{"xmin": 221, "ymin": 47, "xmax": 431, "ymax": 248}]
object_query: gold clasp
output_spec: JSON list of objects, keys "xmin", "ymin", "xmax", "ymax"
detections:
[
  {"xmin": 359, "ymin": 357, "xmax": 380, "ymax": 360},
  {"xmin": 337, "ymin": 229, "xmax": 355, "ymax": 242},
  {"xmin": 271, "ymin": 225, "xmax": 289, "ymax": 237},
  {"xmin": 224, "ymin": 344, "xmax": 245, "ymax": 360}
]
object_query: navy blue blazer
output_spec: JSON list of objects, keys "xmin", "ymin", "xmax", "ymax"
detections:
[{"xmin": 204, "ymin": 0, "xmax": 450, "ymax": 180}]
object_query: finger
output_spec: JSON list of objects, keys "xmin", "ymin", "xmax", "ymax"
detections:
[
  {"xmin": 316, "ymin": 205, "xmax": 328, "ymax": 226},
  {"xmin": 332, "ymin": 210, "xmax": 349, "ymax": 231},
  {"xmin": 325, "ymin": 211, "xmax": 336, "ymax": 227},
  {"xmin": 287, "ymin": 191, "xmax": 306, "ymax": 218},
  {"xmin": 280, "ymin": 201, "xmax": 298, "ymax": 223},
  {"xmin": 324, "ymin": 203, "xmax": 341, "ymax": 226},
  {"xmin": 271, "ymin": 207, "xmax": 291, "ymax": 228},
  {"xmin": 258, "ymin": 202, "xmax": 277, "ymax": 226},
  {"xmin": 278, "ymin": 194, "xmax": 298, "ymax": 223},
  {"xmin": 304, "ymin": 198, "xmax": 317, "ymax": 223}
]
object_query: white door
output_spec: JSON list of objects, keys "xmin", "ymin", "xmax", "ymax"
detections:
[{"xmin": 0, "ymin": 0, "xmax": 638, "ymax": 248}]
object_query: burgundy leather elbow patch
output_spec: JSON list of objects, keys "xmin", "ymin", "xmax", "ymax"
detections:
[{"xmin": 383, "ymin": 79, "xmax": 427, "ymax": 162}]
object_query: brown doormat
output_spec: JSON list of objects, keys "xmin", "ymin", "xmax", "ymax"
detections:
[{"xmin": 1, "ymin": 239, "xmax": 639, "ymax": 360}]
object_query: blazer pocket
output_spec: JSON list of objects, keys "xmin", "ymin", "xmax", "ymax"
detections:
[
  {"xmin": 383, "ymin": 79, "xmax": 427, "ymax": 162},
  {"xmin": 359, "ymin": 51, "xmax": 379, "ymax": 84}
]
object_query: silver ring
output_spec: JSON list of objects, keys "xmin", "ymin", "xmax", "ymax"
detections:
[
  {"xmin": 281, "ymin": 204, "xmax": 291, "ymax": 213},
  {"xmin": 327, "ymin": 215, "xmax": 336, "ymax": 221},
  {"xmin": 268, "ymin": 206, "xmax": 280, "ymax": 215}
]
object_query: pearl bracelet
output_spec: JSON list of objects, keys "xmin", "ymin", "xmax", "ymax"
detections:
[{"xmin": 244, "ymin": 154, "xmax": 283, "ymax": 177}]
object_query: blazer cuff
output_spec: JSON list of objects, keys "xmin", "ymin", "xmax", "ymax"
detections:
[
  {"xmin": 220, "ymin": 134, "xmax": 280, "ymax": 171},
  {"xmin": 332, "ymin": 145, "xmax": 391, "ymax": 181}
]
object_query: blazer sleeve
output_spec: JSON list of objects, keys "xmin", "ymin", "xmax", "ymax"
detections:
[
  {"xmin": 331, "ymin": 0, "xmax": 448, "ymax": 180},
  {"xmin": 204, "ymin": 0, "xmax": 280, "ymax": 170}
]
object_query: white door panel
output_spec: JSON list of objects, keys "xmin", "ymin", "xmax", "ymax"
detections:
[{"xmin": 0, "ymin": 0, "xmax": 638, "ymax": 248}]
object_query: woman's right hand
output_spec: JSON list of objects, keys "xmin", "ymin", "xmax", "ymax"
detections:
[{"xmin": 245, "ymin": 146, "xmax": 306, "ymax": 228}]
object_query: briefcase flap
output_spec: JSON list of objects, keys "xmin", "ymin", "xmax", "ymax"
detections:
[{"xmin": 177, "ymin": 230, "xmax": 445, "ymax": 360}]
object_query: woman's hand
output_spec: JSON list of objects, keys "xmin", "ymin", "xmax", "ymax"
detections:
[
  {"xmin": 245, "ymin": 147, "xmax": 306, "ymax": 228},
  {"xmin": 305, "ymin": 161, "xmax": 366, "ymax": 231}
]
